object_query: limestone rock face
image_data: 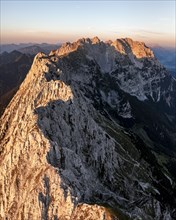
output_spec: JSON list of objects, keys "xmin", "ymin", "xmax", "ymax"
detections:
[
  {"xmin": 0, "ymin": 38, "xmax": 176, "ymax": 220},
  {"xmin": 114, "ymin": 38, "xmax": 154, "ymax": 58}
]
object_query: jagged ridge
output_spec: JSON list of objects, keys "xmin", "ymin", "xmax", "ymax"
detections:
[{"xmin": 0, "ymin": 37, "xmax": 176, "ymax": 220}]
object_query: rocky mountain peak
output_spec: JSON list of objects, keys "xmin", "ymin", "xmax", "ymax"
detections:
[
  {"xmin": 91, "ymin": 36, "xmax": 101, "ymax": 44},
  {"xmin": 111, "ymin": 38, "xmax": 154, "ymax": 58},
  {"xmin": 0, "ymin": 36, "xmax": 176, "ymax": 220},
  {"xmin": 50, "ymin": 37, "xmax": 156, "ymax": 78},
  {"xmin": 55, "ymin": 37, "xmax": 154, "ymax": 59},
  {"xmin": 53, "ymin": 37, "xmax": 101, "ymax": 56}
]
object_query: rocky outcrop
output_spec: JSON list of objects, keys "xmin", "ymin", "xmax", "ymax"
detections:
[{"xmin": 0, "ymin": 37, "xmax": 176, "ymax": 219}]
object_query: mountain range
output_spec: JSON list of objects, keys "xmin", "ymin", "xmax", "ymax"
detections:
[
  {"xmin": 0, "ymin": 50, "xmax": 34, "ymax": 116},
  {"xmin": 0, "ymin": 43, "xmax": 175, "ymax": 116},
  {"xmin": 0, "ymin": 43, "xmax": 60, "ymax": 54},
  {"xmin": 152, "ymin": 46, "xmax": 176, "ymax": 77},
  {"xmin": 0, "ymin": 37, "xmax": 176, "ymax": 219}
]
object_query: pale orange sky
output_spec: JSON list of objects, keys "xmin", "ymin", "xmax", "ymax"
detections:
[
  {"xmin": 1, "ymin": 1, "xmax": 175, "ymax": 47},
  {"xmin": 1, "ymin": 30, "xmax": 175, "ymax": 48}
]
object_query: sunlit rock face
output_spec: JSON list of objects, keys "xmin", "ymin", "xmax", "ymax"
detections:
[
  {"xmin": 113, "ymin": 38, "xmax": 154, "ymax": 58},
  {"xmin": 0, "ymin": 37, "xmax": 176, "ymax": 220}
]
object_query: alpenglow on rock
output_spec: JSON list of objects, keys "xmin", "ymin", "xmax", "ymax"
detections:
[{"xmin": 0, "ymin": 37, "xmax": 176, "ymax": 220}]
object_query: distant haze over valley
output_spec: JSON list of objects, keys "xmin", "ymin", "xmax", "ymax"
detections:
[{"xmin": 0, "ymin": 43, "xmax": 60, "ymax": 54}]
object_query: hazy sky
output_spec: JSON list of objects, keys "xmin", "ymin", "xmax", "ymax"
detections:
[{"xmin": 1, "ymin": 0, "xmax": 175, "ymax": 47}]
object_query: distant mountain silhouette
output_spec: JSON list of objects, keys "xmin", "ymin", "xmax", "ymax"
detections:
[
  {"xmin": 152, "ymin": 46, "xmax": 176, "ymax": 77},
  {"xmin": 0, "ymin": 43, "xmax": 60, "ymax": 54},
  {"xmin": 0, "ymin": 50, "xmax": 34, "ymax": 115}
]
